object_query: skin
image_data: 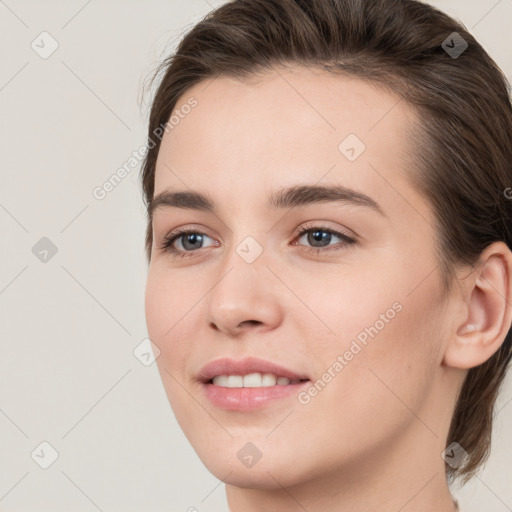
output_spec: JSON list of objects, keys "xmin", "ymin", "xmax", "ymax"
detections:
[{"xmin": 144, "ymin": 65, "xmax": 512, "ymax": 512}]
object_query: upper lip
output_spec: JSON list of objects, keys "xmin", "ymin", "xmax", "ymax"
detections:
[{"xmin": 198, "ymin": 357, "xmax": 310, "ymax": 383}]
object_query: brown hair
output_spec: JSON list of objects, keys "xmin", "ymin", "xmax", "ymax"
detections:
[{"xmin": 140, "ymin": 0, "xmax": 512, "ymax": 485}]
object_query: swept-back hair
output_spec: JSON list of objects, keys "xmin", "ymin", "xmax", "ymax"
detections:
[{"xmin": 140, "ymin": 0, "xmax": 512, "ymax": 485}]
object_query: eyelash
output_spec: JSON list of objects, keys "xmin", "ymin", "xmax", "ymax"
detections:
[{"xmin": 158, "ymin": 223, "xmax": 356, "ymax": 260}]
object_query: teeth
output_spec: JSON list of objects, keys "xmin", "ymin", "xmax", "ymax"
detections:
[
  {"xmin": 262, "ymin": 373, "xmax": 278, "ymax": 386},
  {"xmin": 211, "ymin": 372, "xmax": 297, "ymax": 388},
  {"xmin": 211, "ymin": 375, "xmax": 230, "ymax": 387},
  {"xmin": 244, "ymin": 373, "xmax": 272, "ymax": 387},
  {"xmin": 227, "ymin": 375, "xmax": 243, "ymax": 387}
]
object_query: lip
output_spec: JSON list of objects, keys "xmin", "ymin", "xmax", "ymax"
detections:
[
  {"xmin": 197, "ymin": 356, "xmax": 310, "ymax": 383},
  {"xmin": 197, "ymin": 357, "xmax": 311, "ymax": 411}
]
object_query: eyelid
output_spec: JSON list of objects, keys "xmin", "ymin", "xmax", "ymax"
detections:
[
  {"xmin": 159, "ymin": 224, "xmax": 217, "ymax": 242},
  {"xmin": 292, "ymin": 221, "xmax": 355, "ymax": 240}
]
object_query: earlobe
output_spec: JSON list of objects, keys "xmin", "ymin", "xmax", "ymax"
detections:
[{"xmin": 443, "ymin": 242, "xmax": 512, "ymax": 370}]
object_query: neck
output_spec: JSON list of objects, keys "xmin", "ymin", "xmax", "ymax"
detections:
[
  {"xmin": 226, "ymin": 468, "xmax": 457, "ymax": 512},
  {"xmin": 225, "ymin": 421, "xmax": 458, "ymax": 512}
]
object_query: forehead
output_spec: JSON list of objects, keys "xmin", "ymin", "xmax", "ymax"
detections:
[{"xmin": 153, "ymin": 65, "xmax": 431, "ymax": 225}]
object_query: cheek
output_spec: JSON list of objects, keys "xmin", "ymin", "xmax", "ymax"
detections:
[
  {"xmin": 313, "ymin": 243, "xmax": 442, "ymax": 366},
  {"xmin": 294, "ymin": 263, "xmax": 402, "ymax": 357},
  {"xmin": 145, "ymin": 270, "xmax": 199, "ymax": 428},
  {"xmin": 290, "ymin": 304, "xmax": 438, "ymax": 470},
  {"xmin": 144, "ymin": 271, "xmax": 170, "ymax": 345},
  {"xmin": 144, "ymin": 268, "xmax": 193, "ymax": 370},
  {"xmin": 303, "ymin": 262, "xmax": 441, "ymax": 419}
]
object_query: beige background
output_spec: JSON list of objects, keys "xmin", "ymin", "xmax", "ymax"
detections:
[{"xmin": 0, "ymin": 1, "xmax": 511, "ymax": 510}]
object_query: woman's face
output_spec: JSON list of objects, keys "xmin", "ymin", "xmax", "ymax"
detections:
[{"xmin": 145, "ymin": 66, "xmax": 457, "ymax": 489}]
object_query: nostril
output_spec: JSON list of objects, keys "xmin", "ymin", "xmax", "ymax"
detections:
[{"xmin": 240, "ymin": 320, "xmax": 262, "ymax": 327}]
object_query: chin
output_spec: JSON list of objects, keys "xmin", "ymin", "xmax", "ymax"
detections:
[{"xmin": 194, "ymin": 441, "xmax": 310, "ymax": 490}]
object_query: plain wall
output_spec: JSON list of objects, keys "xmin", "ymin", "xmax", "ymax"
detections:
[{"xmin": 0, "ymin": 1, "xmax": 511, "ymax": 510}]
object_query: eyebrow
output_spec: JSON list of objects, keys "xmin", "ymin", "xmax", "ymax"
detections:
[{"xmin": 148, "ymin": 184, "xmax": 386, "ymax": 218}]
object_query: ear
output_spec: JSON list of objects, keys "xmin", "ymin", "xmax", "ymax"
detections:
[{"xmin": 443, "ymin": 241, "xmax": 512, "ymax": 370}]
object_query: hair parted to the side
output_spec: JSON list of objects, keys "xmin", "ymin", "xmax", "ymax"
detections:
[{"xmin": 140, "ymin": 0, "xmax": 512, "ymax": 485}]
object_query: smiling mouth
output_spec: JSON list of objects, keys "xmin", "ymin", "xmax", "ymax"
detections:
[
  {"xmin": 197, "ymin": 356, "xmax": 311, "ymax": 400},
  {"xmin": 207, "ymin": 373, "xmax": 310, "ymax": 388}
]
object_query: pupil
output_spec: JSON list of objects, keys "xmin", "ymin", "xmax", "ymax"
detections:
[
  {"xmin": 309, "ymin": 230, "xmax": 330, "ymax": 247},
  {"xmin": 183, "ymin": 233, "xmax": 202, "ymax": 250}
]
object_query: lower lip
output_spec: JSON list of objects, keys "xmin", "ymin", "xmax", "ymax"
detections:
[{"xmin": 202, "ymin": 381, "xmax": 311, "ymax": 411}]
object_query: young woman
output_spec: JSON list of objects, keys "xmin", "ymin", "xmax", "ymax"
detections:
[{"xmin": 141, "ymin": 1, "xmax": 512, "ymax": 510}]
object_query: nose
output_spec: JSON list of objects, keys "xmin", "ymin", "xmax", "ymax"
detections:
[{"xmin": 205, "ymin": 251, "xmax": 285, "ymax": 337}]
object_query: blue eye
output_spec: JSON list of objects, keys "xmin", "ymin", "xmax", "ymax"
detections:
[
  {"xmin": 159, "ymin": 224, "xmax": 356, "ymax": 259},
  {"xmin": 159, "ymin": 228, "xmax": 216, "ymax": 258},
  {"xmin": 293, "ymin": 225, "xmax": 356, "ymax": 255}
]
